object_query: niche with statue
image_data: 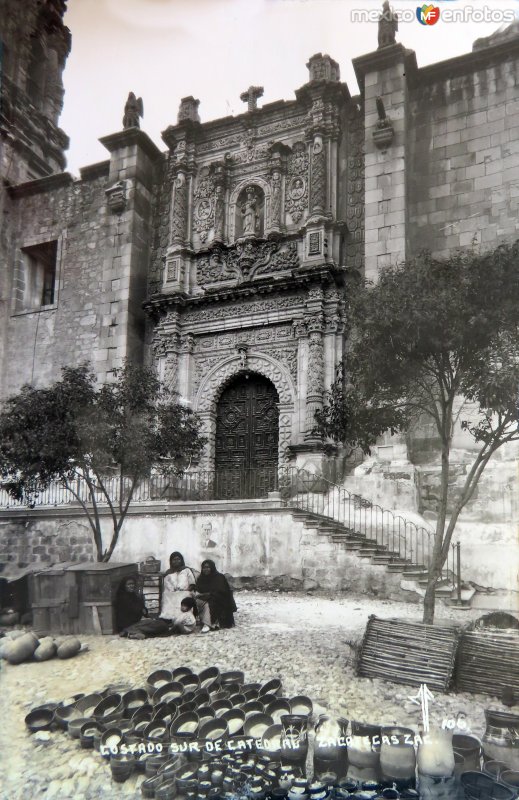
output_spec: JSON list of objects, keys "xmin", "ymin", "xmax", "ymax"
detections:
[{"xmin": 235, "ymin": 185, "xmax": 265, "ymax": 240}]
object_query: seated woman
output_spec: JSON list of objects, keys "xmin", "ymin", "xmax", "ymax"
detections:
[
  {"xmin": 195, "ymin": 559, "xmax": 237, "ymax": 633},
  {"xmin": 121, "ymin": 596, "xmax": 197, "ymax": 640},
  {"xmin": 114, "ymin": 575, "xmax": 147, "ymax": 633},
  {"xmin": 160, "ymin": 551, "xmax": 197, "ymax": 619}
]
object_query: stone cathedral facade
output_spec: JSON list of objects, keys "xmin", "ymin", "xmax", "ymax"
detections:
[{"xmin": 2, "ymin": 0, "xmax": 519, "ymax": 520}]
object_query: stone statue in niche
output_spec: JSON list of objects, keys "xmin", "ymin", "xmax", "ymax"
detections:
[
  {"xmin": 378, "ymin": 1, "xmax": 398, "ymax": 48},
  {"xmin": 241, "ymin": 186, "xmax": 259, "ymax": 236},
  {"xmin": 122, "ymin": 92, "xmax": 143, "ymax": 129}
]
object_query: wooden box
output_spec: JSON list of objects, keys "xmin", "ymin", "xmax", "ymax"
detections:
[{"xmin": 30, "ymin": 561, "xmax": 137, "ymax": 635}]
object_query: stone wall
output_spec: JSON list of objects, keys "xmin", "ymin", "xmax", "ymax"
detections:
[
  {"xmin": 0, "ymin": 505, "xmax": 410, "ymax": 601},
  {"xmin": 408, "ymin": 48, "xmax": 519, "ymax": 257}
]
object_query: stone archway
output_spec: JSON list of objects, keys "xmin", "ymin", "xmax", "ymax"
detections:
[{"xmin": 194, "ymin": 351, "xmax": 296, "ymax": 477}]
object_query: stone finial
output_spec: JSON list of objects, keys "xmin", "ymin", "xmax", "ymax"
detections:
[
  {"xmin": 178, "ymin": 96, "xmax": 201, "ymax": 124},
  {"xmin": 122, "ymin": 92, "xmax": 143, "ymax": 129},
  {"xmin": 240, "ymin": 86, "xmax": 264, "ymax": 113},
  {"xmin": 378, "ymin": 1, "xmax": 398, "ymax": 48},
  {"xmin": 306, "ymin": 53, "xmax": 340, "ymax": 84}
]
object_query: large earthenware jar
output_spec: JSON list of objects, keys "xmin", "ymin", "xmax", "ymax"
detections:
[
  {"xmin": 347, "ymin": 722, "xmax": 381, "ymax": 783},
  {"xmin": 313, "ymin": 716, "xmax": 349, "ymax": 779},
  {"xmin": 280, "ymin": 715, "xmax": 309, "ymax": 766},
  {"xmin": 379, "ymin": 726, "xmax": 416, "ymax": 789},
  {"xmin": 417, "ymin": 729, "xmax": 456, "ymax": 800},
  {"xmin": 483, "ymin": 711, "xmax": 519, "ymax": 771},
  {"xmin": 452, "ymin": 733, "xmax": 481, "ymax": 774}
]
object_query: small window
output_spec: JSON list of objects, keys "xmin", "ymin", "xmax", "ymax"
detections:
[{"xmin": 16, "ymin": 241, "xmax": 58, "ymax": 311}]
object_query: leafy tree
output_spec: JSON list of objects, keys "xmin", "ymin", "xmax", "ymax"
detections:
[
  {"xmin": 316, "ymin": 244, "xmax": 519, "ymax": 623},
  {"xmin": 0, "ymin": 363, "xmax": 206, "ymax": 561}
]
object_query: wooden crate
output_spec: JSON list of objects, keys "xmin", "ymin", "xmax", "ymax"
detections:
[
  {"xmin": 30, "ymin": 561, "xmax": 137, "ymax": 635},
  {"xmin": 139, "ymin": 572, "xmax": 162, "ymax": 616},
  {"xmin": 68, "ymin": 561, "xmax": 138, "ymax": 634}
]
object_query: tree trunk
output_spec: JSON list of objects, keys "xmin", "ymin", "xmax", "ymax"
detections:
[{"xmin": 423, "ymin": 574, "xmax": 438, "ymax": 624}]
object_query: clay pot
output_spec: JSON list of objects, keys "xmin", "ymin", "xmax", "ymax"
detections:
[
  {"xmin": 198, "ymin": 667, "xmax": 220, "ymax": 690},
  {"xmin": 141, "ymin": 774, "xmax": 163, "ymax": 798},
  {"xmin": 289, "ymin": 697, "xmax": 313, "ymax": 717},
  {"xmin": 280, "ymin": 714, "xmax": 308, "ymax": 764},
  {"xmin": 110, "ymin": 753, "xmax": 135, "ymax": 783},
  {"xmin": 347, "ymin": 721, "xmax": 381, "ymax": 782},
  {"xmin": 266, "ymin": 699, "xmax": 292, "ymax": 725},
  {"xmin": 146, "ymin": 669, "xmax": 173, "ymax": 697},
  {"xmin": 380, "ymin": 726, "xmax": 416, "ymax": 783},
  {"xmin": 244, "ymin": 713, "xmax": 275, "ymax": 740},
  {"xmin": 259, "ymin": 724, "xmax": 283, "ymax": 756},
  {"xmin": 314, "ymin": 716, "xmax": 349, "ymax": 762},
  {"xmin": 460, "ymin": 770, "xmax": 516, "ymax": 800},
  {"xmin": 452, "ymin": 733, "xmax": 481, "ymax": 773},
  {"xmin": 222, "ymin": 708, "xmax": 245, "ymax": 736},
  {"xmin": 172, "ymin": 666, "xmax": 193, "ymax": 680},
  {"xmin": 68, "ymin": 717, "xmax": 92, "ymax": 739},
  {"xmin": 199, "ymin": 718, "xmax": 229, "ymax": 741},
  {"xmin": 123, "ymin": 689, "xmax": 148, "ymax": 712},
  {"xmin": 25, "ymin": 707, "xmax": 54, "ymax": 733},
  {"xmin": 483, "ymin": 710, "xmax": 519, "ymax": 771},
  {"xmin": 93, "ymin": 693, "xmax": 124, "ymax": 719},
  {"xmin": 79, "ymin": 721, "xmax": 100, "ymax": 749},
  {"xmin": 154, "ymin": 681, "xmax": 185, "ymax": 705},
  {"xmin": 220, "ymin": 670, "xmax": 245, "ymax": 687},
  {"xmin": 259, "ymin": 679, "xmax": 282, "ymax": 698},
  {"xmin": 100, "ymin": 727, "xmax": 124, "ymax": 755}
]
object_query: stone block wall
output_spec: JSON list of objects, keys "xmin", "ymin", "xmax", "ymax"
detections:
[
  {"xmin": 408, "ymin": 49, "xmax": 519, "ymax": 257},
  {"xmin": 0, "ymin": 517, "xmax": 95, "ymax": 573}
]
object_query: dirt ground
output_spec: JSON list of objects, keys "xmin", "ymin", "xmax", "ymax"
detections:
[{"xmin": 0, "ymin": 591, "xmax": 508, "ymax": 799}]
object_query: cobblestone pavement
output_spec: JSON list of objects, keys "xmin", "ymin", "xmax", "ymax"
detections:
[{"xmin": 0, "ymin": 592, "xmax": 505, "ymax": 799}]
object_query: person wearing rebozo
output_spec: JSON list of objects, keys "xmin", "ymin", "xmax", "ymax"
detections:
[
  {"xmin": 120, "ymin": 596, "xmax": 197, "ymax": 639},
  {"xmin": 114, "ymin": 575, "xmax": 148, "ymax": 633},
  {"xmin": 195, "ymin": 559, "xmax": 237, "ymax": 633},
  {"xmin": 160, "ymin": 551, "xmax": 197, "ymax": 619}
]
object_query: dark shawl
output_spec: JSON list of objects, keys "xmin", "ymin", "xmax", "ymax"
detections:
[
  {"xmin": 196, "ymin": 560, "xmax": 237, "ymax": 629},
  {"xmin": 164, "ymin": 551, "xmax": 186, "ymax": 577},
  {"xmin": 114, "ymin": 578, "xmax": 146, "ymax": 632}
]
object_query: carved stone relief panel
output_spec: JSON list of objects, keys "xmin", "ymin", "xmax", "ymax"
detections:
[
  {"xmin": 345, "ymin": 104, "xmax": 365, "ymax": 271},
  {"xmin": 196, "ymin": 239, "xmax": 299, "ymax": 286},
  {"xmin": 285, "ymin": 142, "xmax": 309, "ymax": 224},
  {"xmin": 193, "ymin": 167, "xmax": 215, "ymax": 243},
  {"xmin": 182, "ymin": 293, "xmax": 303, "ymax": 325}
]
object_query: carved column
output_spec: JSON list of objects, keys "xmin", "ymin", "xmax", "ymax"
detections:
[
  {"xmin": 305, "ymin": 316, "xmax": 325, "ymax": 440},
  {"xmin": 309, "ymin": 132, "xmax": 327, "ymax": 218},
  {"xmin": 293, "ymin": 319, "xmax": 308, "ymax": 437},
  {"xmin": 268, "ymin": 142, "xmax": 289, "ymax": 236},
  {"xmin": 213, "ymin": 162, "xmax": 227, "ymax": 244},
  {"xmin": 178, "ymin": 333, "xmax": 195, "ymax": 401},
  {"xmin": 170, "ymin": 167, "xmax": 189, "ymax": 245}
]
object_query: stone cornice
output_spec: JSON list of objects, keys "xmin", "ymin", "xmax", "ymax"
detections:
[
  {"xmin": 99, "ymin": 128, "xmax": 163, "ymax": 162},
  {"xmin": 409, "ymin": 36, "xmax": 519, "ymax": 88},
  {"xmin": 353, "ymin": 45, "xmax": 418, "ymax": 92},
  {"xmin": 79, "ymin": 160, "xmax": 110, "ymax": 181},
  {"xmin": 8, "ymin": 171, "xmax": 74, "ymax": 198},
  {"xmin": 294, "ymin": 80, "xmax": 351, "ymax": 107},
  {"xmin": 143, "ymin": 265, "xmax": 349, "ymax": 318}
]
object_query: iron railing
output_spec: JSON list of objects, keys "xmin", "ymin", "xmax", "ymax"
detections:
[
  {"xmin": 0, "ymin": 466, "xmax": 459, "ymax": 584},
  {"xmin": 278, "ymin": 466, "xmax": 458, "ymax": 583}
]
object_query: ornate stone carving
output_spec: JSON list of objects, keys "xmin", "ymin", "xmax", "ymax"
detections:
[
  {"xmin": 105, "ymin": 180, "xmax": 127, "ymax": 213},
  {"xmin": 122, "ymin": 92, "xmax": 143, "ymax": 129},
  {"xmin": 240, "ymin": 186, "xmax": 260, "ymax": 237},
  {"xmin": 378, "ymin": 1, "xmax": 398, "ymax": 48},
  {"xmin": 196, "ymin": 239, "xmax": 299, "ymax": 285},
  {"xmin": 179, "ymin": 334, "xmax": 195, "ymax": 353},
  {"xmin": 170, "ymin": 170, "xmax": 188, "ymax": 244},
  {"xmin": 310, "ymin": 134, "xmax": 326, "ymax": 216},
  {"xmin": 306, "ymin": 317, "xmax": 325, "ymax": 436},
  {"xmin": 293, "ymin": 319, "xmax": 307, "ymax": 339},
  {"xmin": 240, "ymin": 85, "xmax": 264, "ymax": 112},
  {"xmin": 285, "ymin": 142, "xmax": 309, "ymax": 223},
  {"xmin": 195, "ymin": 353, "xmax": 295, "ymax": 410},
  {"xmin": 345, "ymin": 104, "xmax": 365, "ymax": 270},
  {"xmin": 183, "ymin": 294, "xmax": 302, "ymax": 324},
  {"xmin": 193, "ymin": 168, "xmax": 215, "ymax": 243},
  {"xmin": 214, "ymin": 183, "xmax": 225, "ymax": 242},
  {"xmin": 306, "ymin": 53, "xmax": 341, "ymax": 83},
  {"xmin": 151, "ymin": 335, "xmax": 168, "ymax": 359},
  {"xmin": 269, "ymin": 170, "xmax": 282, "ymax": 230},
  {"xmin": 164, "ymin": 352, "xmax": 179, "ymax": 392},
  {"xmin": 178, "ymin": 96, "xmax": 201, "ymax": 123},
  {"xmin": 197, "ymin": 132, "xmax": 245, "ymax": 154}
]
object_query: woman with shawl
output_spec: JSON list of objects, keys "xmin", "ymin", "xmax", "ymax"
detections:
[
  {"xmin": 195, "ymin": 559, "xmax": 237, "ymax": 632},
  {"xmin": 160, "ymin": 551, "xmax": 196, "ymax": 620},
  {"xmin": 114, "ymin": 575, "xmax": 147, "ymax": 633}
]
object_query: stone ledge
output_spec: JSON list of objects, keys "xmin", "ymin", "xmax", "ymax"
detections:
[{"xmin": 8, "ymin": 171, "xmax": 74, "ymax": 198}]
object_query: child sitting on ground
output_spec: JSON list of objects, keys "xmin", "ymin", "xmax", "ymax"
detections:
[{"xmin": 122, "ymin": 596, "xmax": 198, "ymax": 639}]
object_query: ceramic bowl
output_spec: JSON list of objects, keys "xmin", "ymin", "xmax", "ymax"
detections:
[
  {"xmin": 199, "ymin": 718, "xmax": 229, "ymax": 741},
  {"xmin": 54, "ymin": 703, "xmax": 82, "ymax": 730},
  {"xmin": 266, "ymin": 699, "xmax": 292, "ymax": 724},
  {"xmin": 198, "ymin": 667, "xmax": 220, "ymax": 690},
  {"xmin": 146, "ymin": 669, "xmax": 173, "ymax": 696},
  {"xmin": 25, "ymin": 707, "xmax": 55, "ymax": 733},
  {"xmin": 242, "ymin": 701, "xmax": 265, "ymax": 719},
  {"xmin": 75, "ymin": 693, "xmax": 104, "ymax": 718},
  {"xmin": 100, "ymin": 727, "xmax": 124, "ymax": 754},
  {"xmin": 144, "ymin": 719, "xmax": 170, "ymax": 741},
  {"xmin": 289, "ymin": 696, "xmax": 313, "ymax": 716},
  {"xmin": 93, "ymin": 694, "xmax": 124, "ymax": 719},
  {"xmin": 244, "ymin": 713, "xmax": 275, "ymax": 740},
  {"xmin": 259, "ymin": 724, "xmax": 283, "ymax": 755},
  {"xmin": 68, "ymin": 716, "xmax": 93, "ymax": 739},
  {"xmin": 172, "ymin": 666, "xmax": 193, "ymax": 680},
  {"xmin": 170, "ymin": 710, "xmax": 200, "ymax": 737},
  {"xmin": 123, "ymin": 689, "xmax": 148, "ymax": 712},
  {"xmin": 229, "ymin": 693, "xmax": 247, "ymax": 707},
  {"xmin": 212, "ymin": 699, "xmax": 233, "ymax": 717},
  {"xmin": 153, "ymin": 681, "xmax": 184, "ymax": 705},
  {"xmin": 197, "ymin": 706, "xmax": 216, "ymax": 726},
  {"xmin": 180, "ymin": 673, "xmax": 200, "ymax": 692},
  {"xmin": 222, "ymin": 708, "xmax": 246, "ymax": 736},
  {"xmin": 220, "ymin": 670, "xmax": 245, "ymax": 687},
  {"xmin": 259, "ymin": 679, "xmax": 282, "ymax": 698}
]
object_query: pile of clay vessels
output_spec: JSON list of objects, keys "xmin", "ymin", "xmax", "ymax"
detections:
[{"xmin": 23, "ymin": 665, "xmax": 519, "ymax": 799}]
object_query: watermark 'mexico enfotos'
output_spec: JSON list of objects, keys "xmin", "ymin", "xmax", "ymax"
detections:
[{"xmin": 352, "ymin": 5, "xmax": 516, "ymax": 26}]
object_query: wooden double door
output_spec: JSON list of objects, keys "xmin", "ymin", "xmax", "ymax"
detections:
[{"xmin": 214, "ymin": 374, "xmax": 279, "ymax": 498}]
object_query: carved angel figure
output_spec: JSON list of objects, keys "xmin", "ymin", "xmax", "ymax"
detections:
[
  {"xmin": 123, "ymin": 92, "xmax": 143, "ymax": 129},
  {"xmin": 378, "ymin": 1, "xmax": 398, "ymax": 48}
]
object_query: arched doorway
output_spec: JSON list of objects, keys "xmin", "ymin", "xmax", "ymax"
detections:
[{"xmin": 215, "ymin": 373, "xmax": 279, "ymax": 498}]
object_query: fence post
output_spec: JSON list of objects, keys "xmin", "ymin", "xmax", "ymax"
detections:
[{"xmin": 456, "ymin": 542, "xmax": 461, "ymax": 603}]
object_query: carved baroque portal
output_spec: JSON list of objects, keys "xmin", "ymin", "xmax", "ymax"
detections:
[
  {"xmin": 285, "ymin": 142, "xmax": 309, "ymax": 223},
  {"xmin": 196, "ymin": 239, "xmax": 299, "ymax": 285}
]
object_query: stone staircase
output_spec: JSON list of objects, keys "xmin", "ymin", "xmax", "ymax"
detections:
[{"xmin": 289, "ymin": 507, "xmax": 459, "ymax": 602}]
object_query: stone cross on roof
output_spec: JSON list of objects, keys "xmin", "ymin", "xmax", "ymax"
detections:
[{"xmin": 240, "ymin": 85, "xmax": 264, "ymax": 113}]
